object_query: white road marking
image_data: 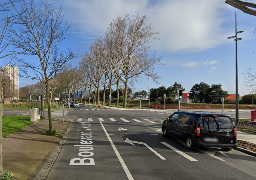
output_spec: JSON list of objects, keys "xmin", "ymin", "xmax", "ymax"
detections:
[
  {"xmin": 120, "ymin": 118, "xmax": 130, "ymax": 122},
  {"xmin": 132, "ymin": 119, "xmax": 142, "ymax": 122},
  {"xmin": 109, "ymin": 118, "xmax": 116, "ymax": 122},
  {"xmin": 125, "ymin": 138, "xmax": 166, "ymax": 160},
  {"xmin": 144, "ymin": 119, "xmax": 156, "ymax": 124},
  {"xmin": 88, "ymin": 118, "xmax": 93, "ymax": 122},
  {"xmin": 92, "ymin": 109, "xmax": 94, "ymax": 110},
  {"xmin": 100, "ymin": 122, "xmax": 134, "ymax": 180},
  {"xmin": 161, "ymin": 142, "xmax": 198, "ymax": 162},
  {"xmin": 86, "ymin": 109, "xmax": 89, "ymax": 110},
  {"xmin": 98, "ymin": 118, "xmax": 104, "ymax": 122},
  {"xmin": 198, "ymin": 149, "xmax": 225, "ymax": 162},
  {"xmin": 118, "ymin": 127, "xmax": 127, "ymax": 131},
  {"xmin": 80, "ymin": 109, "xmax": 83, "ymax": 111},
  {"xmin": 77, "ymin": 118, "xmax": 82, "ymax": 122},
  {"xmin": 150, "ymin": 134, "xmax": 158, "ymax": 136},
  {"xmin": 155, "ymin": 128, "xmax": 162, "ymax": 132}
]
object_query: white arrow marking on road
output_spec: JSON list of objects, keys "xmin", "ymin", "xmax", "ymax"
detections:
[
  {"xmin": 125, "ymin": 138, "xmax": 166, "ymax": 160},
  {"xmin": 118, "ymin": 127, "xmax": 127, "ymax": 131},
  {"xmin": 161, "ymin": 142, "xmax": 198, "ymax": 162}
]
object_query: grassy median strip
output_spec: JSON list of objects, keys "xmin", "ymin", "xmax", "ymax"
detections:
[{"xmin": 2, "ymin": 116, "xmax": 34, "ymax": 138}]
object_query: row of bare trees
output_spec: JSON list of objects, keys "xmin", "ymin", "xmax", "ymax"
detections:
[{"xmin": 79, "ymin": 15, "xmax": 161, "ymax": 107}]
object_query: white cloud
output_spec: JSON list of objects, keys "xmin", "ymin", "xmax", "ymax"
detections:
[
  {"xmin": 209, "ymin": 67, "xmax": 217, "ymax": 72},
  {"xmin": 181, "ymin": 60, "xmax": 219, "ymax": 67},
  {"xmin": 58, "ymin": 0, "xmax": 230, "ymax": 53},
  {"xmin": 182, "ymin": 62, "xmax": 200, "ymax": 67}
]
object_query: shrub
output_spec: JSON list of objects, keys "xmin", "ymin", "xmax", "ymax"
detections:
[
  {"xmin": 1, "ymin": 171, "xmax": 15, "ymax": 180},
  {"xmin": 46, "ymin": 129, "xmax": 57, "ymax": 136}
]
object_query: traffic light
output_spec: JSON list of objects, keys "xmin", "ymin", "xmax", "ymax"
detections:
[{"xmin": 178, "ymin": 90, "xmax": 183, "ymax": 99}]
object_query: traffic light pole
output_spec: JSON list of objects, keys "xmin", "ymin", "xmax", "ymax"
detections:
[{"xmin": 178, "ymin": 99, "xmax": 180, "ymax": 112}]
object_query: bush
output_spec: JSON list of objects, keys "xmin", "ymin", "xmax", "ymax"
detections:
[
  {"xmin": 1, "ymin": 171, "xmax": 15, "ymax": 180},
  {"xmin": 46, "ymin": 129, "xmax": 57, "ymax": 136}
]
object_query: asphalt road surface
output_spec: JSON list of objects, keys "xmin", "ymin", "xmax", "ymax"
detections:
[{"xmin": 45, "ymin": 106, "xmax": 256, "ymax": 180}]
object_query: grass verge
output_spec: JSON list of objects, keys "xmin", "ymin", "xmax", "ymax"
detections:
[{"xmin": 2, "ymin": 116, "xmax": 34, "ymax": 138}]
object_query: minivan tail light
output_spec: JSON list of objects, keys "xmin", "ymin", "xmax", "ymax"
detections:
[
  {"xmin": 196, "ymin": 127, "xmax": 201, "ymax": 136},
  {"xmin": 234, "ymin": 128, "xmax": 237, "ymax": 138}
]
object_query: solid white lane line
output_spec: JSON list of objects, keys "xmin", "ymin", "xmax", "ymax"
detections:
[
  {"xmin": 125, "ymin": 138, "xmax": 166, "ymax": 160},
  {"xmin": 77, "ymin": 118, "xmax": 82, "ymax": 122},
  {"xmin": 100, "ymin": 122, "xmax": 134, "ymax": 180},
  {"xmin": 120, "ymin": 118, "xmax": 130, "ymax": 122},
  {"xmin": 198, "ymin": 149, "xmax": 225, "ymax": 162},
  {"xmin": 109, "ymin": 118, "xmax": 116, "ymax": 122},
  {"xmin": 132, "ymin": 119, "xmax": 142, "ymax": 122},
  {"xmin": 161, "ymin": 142, "xmax": 198, "ymax": 162},
  {"xmin": 98, "ymin": 118, "xmax": 104, "ymax": 122},
  {"xmin": 88, "ymin": 118, "xmax": 93, "ymax": 122}
]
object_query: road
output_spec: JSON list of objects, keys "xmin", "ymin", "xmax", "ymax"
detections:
[{"xmin": 45, "ymin": 105, "xmax": 256, "ymax": 180}]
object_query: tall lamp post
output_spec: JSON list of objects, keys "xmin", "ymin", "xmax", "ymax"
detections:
[{"xmin": 228, "ymin": 11, "xmax": 243, "ymax": 125}]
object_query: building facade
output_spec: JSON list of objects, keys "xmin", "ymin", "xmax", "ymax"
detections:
[{"xmin": 3, "ymin": 65, "xmax": 19, "ymax": 101}]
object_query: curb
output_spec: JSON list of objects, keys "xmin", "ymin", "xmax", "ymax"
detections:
[
  {"xmin": 33, "ymin": 119, "xmax": 73, "ymax": 180},
  {"xmin": 235, "ymin": 147, "xmax": 256, "ymax": 157}
]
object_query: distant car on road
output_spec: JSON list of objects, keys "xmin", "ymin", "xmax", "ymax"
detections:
[{"xmin": 162, "ymin": 111, "xmax": 237, "ymax": 151}]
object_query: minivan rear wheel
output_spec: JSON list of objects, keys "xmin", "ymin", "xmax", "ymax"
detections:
[{"xmin": 185, "ymin": 136, "xmax": 194, "ymax": 149}]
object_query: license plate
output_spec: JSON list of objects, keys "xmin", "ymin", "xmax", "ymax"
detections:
[{"xmin": 203, "ymin": 137, "xmax": 218, "ymax": 143}]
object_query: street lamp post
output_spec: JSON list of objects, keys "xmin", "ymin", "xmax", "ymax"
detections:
[{"xmin": 228, "ymin": 11, "xmax": 243, "ymax": 125}]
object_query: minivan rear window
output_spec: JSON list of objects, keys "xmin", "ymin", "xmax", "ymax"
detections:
[{"xmin": 200, "ymin": 115, "xmax": 233, "ymax": 132}]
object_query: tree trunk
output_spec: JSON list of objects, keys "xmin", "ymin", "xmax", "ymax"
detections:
[
  {"xmin": 0, "ymin": 81, "xmax": 3, "ymax": 174},
  {"xmin": 97, "ymin": 81, "xmax": 100, "ymax": 106},
  {"xmin": 123, "ymin": 77, "xmax": 129, "ymax": 107},
  {"xmin": 88, "ymin": 86, "xmax": 91, "ymax": 104},
  {"xmin": 116, "ymin": 79, "xmax": 119, "ymax": 107},
  {"xmin": 84, "ymin": 87, "xmax": 87, "ymax": 104},
  {"xmin": 109, "ymin": 78, "xmax": 112, "ymax": 107},
  {"xmin": 45, "ymin": 81, "xmax": 52, "ymax": 135}
]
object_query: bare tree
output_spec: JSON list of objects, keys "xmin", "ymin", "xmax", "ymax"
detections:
[
  {"xmin": 110, "ymin": 15, "xmax": 161, "ymax": 107},
  {"xmin": 8, "ymin": 0, "xmax": 74, "ymax": 135}
]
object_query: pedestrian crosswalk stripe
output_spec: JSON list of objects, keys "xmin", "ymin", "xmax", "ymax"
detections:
[
  {"xmin": 132, "ymin": 119, "xmax": 142, "ymax": 122},
  {"xmin": 109, "ymin": 118, "xmax": 116, "ymax": 121},
  {"xmin": 144, "ymin": 119, "xmax": 156, "ymax": 123},
  {"xmin": 120, "ymin": 118, "xmax": 130, "ymax": 122},
  {"xmin": 99, "ymin": 118, "xmax": 104, "ymax": 122},
  {"xmin": 79, "ymin": 117, "xmax": 159, "ymax": 124}
]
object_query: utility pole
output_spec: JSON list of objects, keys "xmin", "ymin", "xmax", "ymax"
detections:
[{"xmin": 228, "ymin": 11, "xmax": 243, "ymax": 125}]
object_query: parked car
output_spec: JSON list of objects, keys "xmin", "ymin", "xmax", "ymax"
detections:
[
  {"xmin": 162, "ymin": 111, "xmax": 237, "ymax": 151},
  {"xmin": 73, "ymin": 102, "xmax": 79, "ymax": 108}
]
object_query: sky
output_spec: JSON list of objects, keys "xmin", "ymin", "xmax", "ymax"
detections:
[{"xmin": 2, "ymin": 0, "xmax": 256, "ymax": 96}]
